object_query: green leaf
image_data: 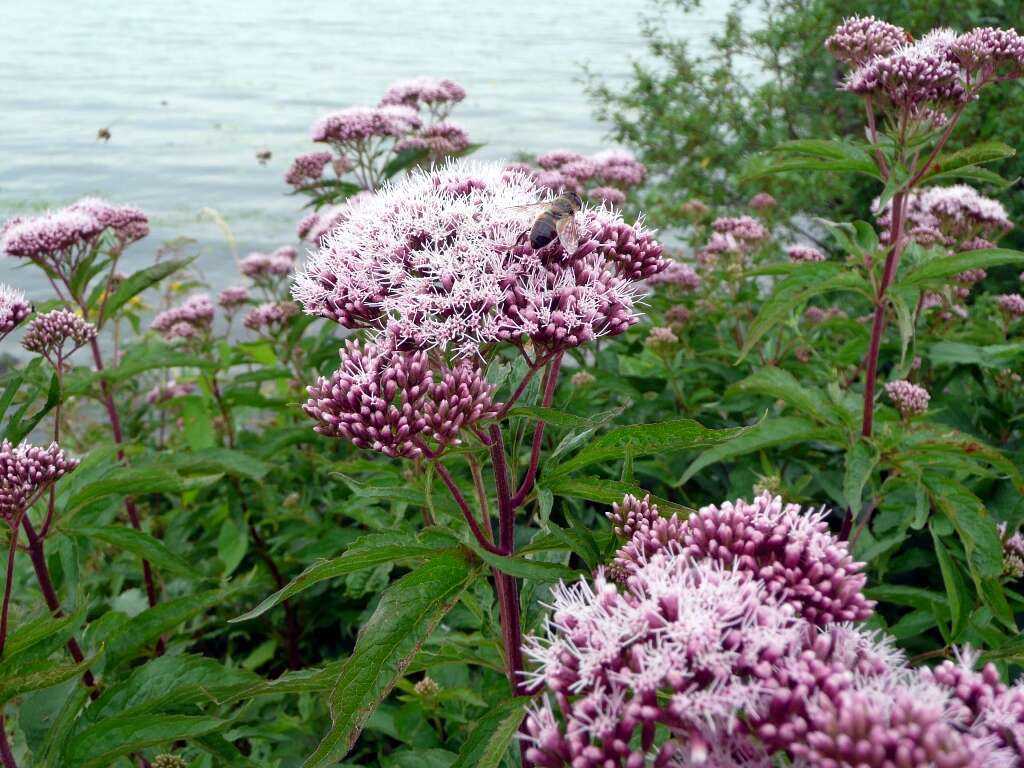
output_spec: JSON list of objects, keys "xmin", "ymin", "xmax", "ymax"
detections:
[
  {"xmin": 843, "ymin": 439, "xmax": 879, "ymax": 512},
  {"xmin": 304, "ymin": 551, "xmax": 478, "ymax": 767},
  {"xmin": 928, "ymin": 341, "xmax": 1024, "ymax": 370},
  {"xmin": 930, "ymin": 525, "xmax": 971, "ymax": 641},
  {"xmin": 463, "ymin": 540, "xmax": 577, "ymax": 582},
  {"xmin": 382, "ymin": 147, "xmax": 430, "ymax": 178},
  {"xmin": 103, "ymin": 258, "xmax": 194, "ymax": 319},
  {"xmin": 231, "ymin": 533, "xmax": 442, "ymax": 622},
  {"xmin": 0, "ymin": 658, "xmax": 93, "ymax": 705},
  {"xmin": 158, "ymin": 448, "xmax": 272, "ymax": 481},
  {"xmin": 738, "ymin": 264, "xmax": 870, "ymax": 361},
  {"xmin": 677, "ymin": 417, "xmax": 841, "ymax": 485},
  {"xmin": 105, "ymin": 587, "xmax": 245, "ymax": 670},
  {"xmin": 900, "ymin": 248, "xmax": 1024, "ymax": 286},
  {"xmin": 921, "ymin": 141, "xmax": 1016, "ymax": 183},
  {"xmin": 542, "ymin": 475, "xmax": 694, "ymax": 518},
  {"xmin": 66, "ymin": 467, "xmax": 185, "ymax": 513},
  {"xmin": 743, "ymin": 139, "xmax": 881, "ymax": 180},
  {"xmin": 180, "ymin": 395, "xmax": 217, "ymax": 450},
  {"xmin": 71, "ymin": 525, "xmax": 199, "ymax": 579},
  {"xmin": 217, "ymin": 518, "xmax": 248, "ymax": 577},
  {"xmin": 890, "ymin": 288, "xmax": 917, "ymax": 370},
  {"xmin": 63, "ymin": 714, "xmax": 225, "ymax": 768},
  {"xmin": 547, "ymin": 418, "xmax": 747, "ymax": 478},
  {"xmin": 91, "ymin": 338, "xmax": 218, "ymax": 382},
  {"xmin": 925, "ymin": 477, "xmax": 1004, "ymax": 588},
  {"xmin": 506, "ymin": 406, "xmax": 590, "ymax": 430},
  {"xmin": 727, "ymin": 367, "xmax": 840, "ymax": 424},
  {"xmin": 451, "ymin": 698, "xmax": 527, "ymax": 768}
]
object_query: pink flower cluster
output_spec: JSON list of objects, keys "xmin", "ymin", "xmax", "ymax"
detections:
[
  {"xmin": 21, "ymin": 308, "xmax": 97, "ymax": 361},
  {"xmin": 239, "ymin": 246, "xmax": 298, "ymax": 281},
  {"xmin": 0, "ymin": 440, "xmax": 79, "ymax": 524},
  {"xmin": 511, "ymin": 148, "xmax": 646, "ymax": 203},
  {"xmin": 379, "ymin": 77, "xmax": 466, "ymax": 118},
  {"xmin": 882, "ymin": 185, "xmax": 1013, "ymax": 250},
  {"xmin": 303, "ymin": 340, "xmax": 499, "ymax": 458},
  {"xmin": 217, "ymin": 286, "xmax": 250, "ymax": 309},
  {"xmin": 243, "ymin": 301, "xmax": 298, "ymax": 332},
  {"xmin": 834, "ymin": 19, "xmax": 1024, "ymax": 120},
  {"xmin": 2, "ymin": 198, "xmax": 148, "ymax": 269},
  {"xmin": 825, "ymin": 16, "xmax": 910, "ymax": 66},
  {"xmin": 699, "ymin": 216, "xmax": 770, "ymax": 264},
  {"xmin": 0, "ymin": 284, "xmax": 31, "ymax": 338},
  {"xmin": 749, "ymin": 192, "xmax": 777, "ymax": 210},
  {"xmin": 395, "ymin": 121, "xmax": 470, "ymax": 159},
  {"xmin": 296, "ymin": 192, "xmax": 374, "ymax": 244},
  {"xmin": 786, "ymin": 244, "xmax": 827, "ymax": 263},
  {"xmin": 646, "ymin": 260, "xmax": 701, "ymax": 290},
  {"xmin": 1000, "ymin": 523, "xmax": 1024, "ymax": 578},
  {"xmin": 526, "ymin": 492, "xmax": 1024, "ymax": 767},
  {"xmin": 885, "ymin": 379, "xmax": 931, "ymax": 417},
  {"xmin": 284, "ymin": 151, "xmax": 332, "ymax": 187},
  {"xmin": 312, "ymin": 105, "xmax": 422, "ymax": 144},
  {"xmin": 997, "ymin": 293, "xmax": 1024, "ymax": 317},
  {"xmin": 151, "ymin": 295, "xmax": 215, "ymax": 340},
  {"xmin": 293, "ymin": 160, "xmax": 664, "ymax": 358}
]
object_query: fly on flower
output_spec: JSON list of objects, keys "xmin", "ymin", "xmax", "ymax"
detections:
[{"xmin": 510, "ymin": 191, "xmax": 583, "ymax": 253}]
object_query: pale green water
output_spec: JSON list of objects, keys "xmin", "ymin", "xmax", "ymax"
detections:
[{"xmin": 0, "ymin": 0, "xmax": 731, "ymax": 298}]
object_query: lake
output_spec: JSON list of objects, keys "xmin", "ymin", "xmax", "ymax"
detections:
[{"xmin": 1, "ymin": 0, "xmax": 732, "ymax": 301}]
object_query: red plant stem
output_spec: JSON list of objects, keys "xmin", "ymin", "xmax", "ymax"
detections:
[
  {"xmin": 0, "ymin": 717, "xmax": 16, "ymax": 768},
  {"xmin": 21, "ymin": 518, "xmax": 96, "ymax": 692},
  {"xmin": 0, "ymin": 529, "xmax": 17, "ymax": 659},
  {"xmin": 861, "ymin": 190, "xmax": 907, "ymax": 440},
  {"xmin": 434, "ymin": 463, "xmax": 502, "ymax": 555},
  {"xmin": 511, "ymin": 354, "xmax": 562, "ymax": 507},
  {"xmin": 87, "ymin": 338, "xmax": 161, "ymax": 611},
  {"xmin": 489, "ymin": 426, "xmax": 514, "ymax": 556}
]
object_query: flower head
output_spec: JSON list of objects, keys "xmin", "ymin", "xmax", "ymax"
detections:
[
  {"xmin": 0, "ymin": 284, "xmax": 31, "ymax": 338},
  {"xmin": 587, "ymin": 186, "xmax": 626, "ymax": 207},
  {"xmin": 786, "ymin": 244, "xmax": 827, "ymax": 263},
  {"xmin": 218, "ymin": 286, "xmax": 250, "ymax": 309},
  {"xmin": 1, "ymin": 209, "xmax": 104, "ymax": 262},
  {"xmin": 523, "ymin": 551, "xmax": 806, "ymax": 767},
  {"xmin": 397, "ymin": 121, "xmax": 470, "ymax": 158},
  {"xmin": 285, "ymin": 151, "xmax": 332, "ymax": 187},
  {"xmin": 379, "ymin": 77, "xmax": 466, "ymax": 113},
  {"xmin": 243, "ymin": 301, "xmax": 298, "ymax": 332},
  {"xmin": 239, "ymin": 246, "xmax": 297, "ymax": 280},
  {"xmin": 0, "ymin": 441, "xmax": 78, "ymax": 524},
  {"xmin": 312, "ymin": 105, "xmax": 422, "ymax": 144},
  {"xmin": 826, "ymin": 16, "xmax": 911, "ymax": 66},
  {"xmin": 952, "ymin": 27, "xmax": 1024, "ymax": 80},
  {"xmin": 422, "ymin": 360, "xmax": 500, "ymax": 448},
  {"xmin": 67, "ymin": 197, "xmax": 149, "ymax": 246},
  {"xmin": 293, "ymin": 159, "xmax": 663, "ymax": 357},
  {"xmin": 885, "ymin": 379, "xmax": 930, "ymax": 416},
  {"xmin": 997, "ymin": 293, "xmax": 1024, "ymax": 317},
  {"xmin": 21, "ymin": 309, "xmax": 97, "ymax": 360},
  {"xmin": 648, "ymin": 260, "xmax": 701, "ymax": 290},
  {"xmin": 606, "ymin": 493, "xmax": 661, "ymax": 539},
  {"xmin": 591, "ymin": 149, "xmax": 646, "ymax": 187},
  {"xmin": 537, "ymin": 150, "xmax": 584, "ymax": 170},
  {"xmin": 151, "ymin": 295, "xmax": 215, "ymax": 339},
  {"xmin": 749, "ymin": 192, "xmax": 777, "ymax": 210}
]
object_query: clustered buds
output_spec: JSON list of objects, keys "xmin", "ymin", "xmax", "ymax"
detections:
[
  {"xmin": 303, "ymin": 339, "xmax": 500, "ymax": 458},
  {"xmin": 878, "ymin": 185, "xmax": 1012, "ymax": 250},
  {"xmin": 239, "ymin": 246, "xmax": 297, "ymax": 281},
  {"xmin": 285, "ymin": 151, "xmax": 333, "ymax": 187},
  {"xmin": 749, "ymin": 191, "xmax": 778, "ymax": 210},
  {"xmin": 786, "ymin": 244, "xmax": 827, "ymax": 263},
  {"xmin": 508, "ymin": 148, "xmax": 646, "ymax": 205},
  {"xmin": 243, "ymin": 301, "xmax": 298, "ymax": 332},
  {"xmin": 1, "ymin": 198, "xmax": 148, "ymax": 271},
  {"xmin": 885, "ymin": 379, "xmax": 930, "ymax": 417},
  {"xmin": 21, "ymin": 308, "xmax": 98, "ymax": 362},
  {"xmin": 0, "ymin": 283, "xmax": 31, "ymax": 338},
  {"xmin": 647, "ymin": 260, "xmax": 701, "ymax": 291},
  {"xmin": 605, "ymin": 493, "xmax": 660, "ymax": 538},
  {"xmin": 825, "ymin": 16, "xmax": 911, "ymax": 66},
  {"xmin": 217, "ymin": 286, "xmax": 250, "ymax": 309},
  {"xmin": 0, "ymin": 440, "xmax": 79, "ymax": 524},
  {"xmin": 997, "ymin": 292, "xmax": 1024, "ymax": 318},
  {"xmin": 698, "ymin": 215, "xmax": 769, "ymax": 265},
  {"xmin": 379, "ymin": 76, "xmax": 466, "ymax": 120},
  {"xmin": 396, "ymin": 121, "xmax": 470, "ymax": 160},
  {"xmin": 151, "ymin": 295, "xmax": 215, "ymax": 340}
]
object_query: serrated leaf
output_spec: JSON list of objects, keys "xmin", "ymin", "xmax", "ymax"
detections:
[
  {"xmin": 463, "ymin": 540, "xmax": 577, "ymax": 582},
  {"xmin": 65, "ymin": 467, "xmax": 184, "ymax": 513},
  {"xmin": 91, "ymin": 338, "xmax": 218, "ymax": 382},
  {"xmin": 304, "ymin": 552, "xmax": 478, "ymax": 767},
  {"xmin": 930, "ymin": 525, "xmax": 970, "ymax": 641},
  {"xmin": 451, "ymin": 698, "xmax": 527, "ymax": 768},
  {"xmin": 925, "ymin": 477, "xmax": 1004, "ymax": 588},
  {"xmin": 71, "ymin": 525, "xmax": 199, "ymax": 579},
  {"xmin": 0, "ymin": 658, "xmax": 93, "ymax": 705},
  {"xmin": 928, "ymin": 341, "xmax": 1024, "ymax": 370},
  {"xmin": 548, "ymin": 418, "xmax": 746, "ymax": 478}
]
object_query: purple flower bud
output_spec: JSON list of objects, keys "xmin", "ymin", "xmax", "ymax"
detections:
[
  {"xmin": 379, "ymin": 77, "xmax": 466, "ymax": 111},
  {"xmin": 587, "ymin": 186, "xmax": 626, "ymax": 207},
  {"xmin": 606, "ymin": 493, "xmax": 660, "ymax": 538},
  {"xmin": 0, "ymin": 440, "xmax": 79, "ymax": 524},
  {"xmin": 997, "ymin": 293, "xmax": 1024, "ymax": 317},
  {"xmin": 423, "ymin": 360, "xmax": 500, "ymax": 447},
  {"xmin": 786, "ymin": 244, "xmax": 827, "ymax": 263},
  {"xmin": 647, "ymin": 260, "xmax": 701, "ymax": 290},
  {"xmin": 218, "ymin": 286, "xmax": 250, "ymax": 309},
  {"xmin": 396, "ymin": 121, "xmax": 470, "ymax": 158},
  {"xmin": 67, "ymin": 197, "xmax": 149, "ymax": 246},
  {"xmin": 285, "ymin": 151, "xmax": 332, "ymax": 187},
  {"xmin": 885, "ymin": 379, "xmax": 930, "ymax": 416},
  {"xmin": 749, "ymin": 192, "xmax": 777, "ymax": 210},
  {"xmin": 311, "ymin": 105, "xmax": 421, "ymax": 143},
  {"xmin": 243, "ymin": 301, "xmax": 298, "ymax": 332},
  {"xmin": 825, "ymin": 16, "xmax": 910, "ymax": 66},
  {"xmin": 151, "ymin": 295, "xmax": 215, "ymax": 339},
  {"xmin": 21, "ymin": 309, "xmax": 97, "ymax": 360}
]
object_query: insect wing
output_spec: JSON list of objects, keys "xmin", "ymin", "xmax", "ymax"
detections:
[
  {"xmin": 555, "ymin": 215, "xmax": 581, "ymax": 255},
  {"xmin": 506, "ymin": 202, "xmax": 549, "ymax": 215}
]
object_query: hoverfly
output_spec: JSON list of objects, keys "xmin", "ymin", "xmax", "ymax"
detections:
[{"xmin": 510, "ymin": 192, "xmax": 583, "ymax": 254}]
